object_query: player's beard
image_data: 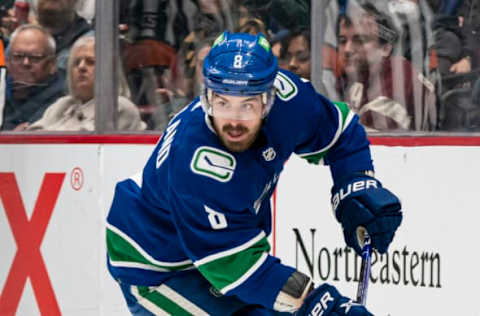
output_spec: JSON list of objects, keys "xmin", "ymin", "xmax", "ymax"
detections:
[{"xmin": 216, "ymin": 122, "xmax": 261, "ymax": 152}]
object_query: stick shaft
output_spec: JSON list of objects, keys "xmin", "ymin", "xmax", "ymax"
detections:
[{"xmin": 356, "ymin": 235, "xmax": 372, "ymax": 305}]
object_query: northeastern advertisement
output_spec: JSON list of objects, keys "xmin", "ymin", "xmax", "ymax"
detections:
[{"xmin": 1, "ymin": 140, "xmax": 479, "ymax": 315}]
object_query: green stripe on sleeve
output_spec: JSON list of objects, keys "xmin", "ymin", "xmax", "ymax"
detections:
[
  {"xmin": 106, "ymin": 226, "xmax": 193, "ymax": 271},
  {"xmin": 107, "ymin": 228, "xmax": 151, "ymax": 265},
  {"xmin": 333, "ymin": 101, "xmax": 351, "ymax": 126},
  {"xmin": 301, "ymin": 149, "xmax": 329, "ymax": 165},
  {"xmin": 196, "ymin": 236, "xmax": 270, "ymax": 292},
  {"xmin": 299, "ymin": 101, "xmax": 353, "ymax": 165}
]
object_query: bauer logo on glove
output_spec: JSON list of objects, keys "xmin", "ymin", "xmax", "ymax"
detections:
[
  {"xmin": 331, "ymin": 173, "xmax": 402, "ymax": 255},
  {"xmin": 331, "ymin": 179, "xmax": 379, "ymax": 212}
]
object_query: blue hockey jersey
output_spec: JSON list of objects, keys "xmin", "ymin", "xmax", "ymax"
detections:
[{"xmin": 106, "ymin": 70, "xmax": 373, "ymax": 309}]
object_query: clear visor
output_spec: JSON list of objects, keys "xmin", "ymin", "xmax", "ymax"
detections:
[{"xmin": 201, "ymin": 87, "xmax": 275, "ymax": 121}]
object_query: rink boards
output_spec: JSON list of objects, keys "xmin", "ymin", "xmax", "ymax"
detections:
[{"xmin": 0, "ymin": 136, "xmax": 479, "ymax": 315}]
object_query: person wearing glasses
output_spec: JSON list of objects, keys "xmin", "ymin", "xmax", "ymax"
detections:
[
  {"xmin": 27, "ymin": 36, "xmax": 146, "ymax": 132},
  {"xmin": 335, "ymin": 3, "xmax": 436, "ymax": 132},
  {"xmin": 1, "ymin": 24, "xmax": 65, "ymax": 131}
]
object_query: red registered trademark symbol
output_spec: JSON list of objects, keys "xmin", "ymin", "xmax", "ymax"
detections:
[{"xmin": 70, "ymin": 167, "xmax": 84, "ymax": 191}]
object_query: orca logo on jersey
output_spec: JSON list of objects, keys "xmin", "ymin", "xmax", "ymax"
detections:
[{"xmin": 191, "ymin": 146, "xmax": 236, "ymax": 182}]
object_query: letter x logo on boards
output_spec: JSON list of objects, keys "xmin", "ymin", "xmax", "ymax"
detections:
[
  {"xmin": 191, "ymin": 146, "xmax": 236, "ymax": 182},
  {"xmin": 0, "ymin": 172, "xmax": 65, "ymax": 315}
]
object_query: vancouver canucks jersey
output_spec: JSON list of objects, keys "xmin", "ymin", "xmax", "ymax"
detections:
[{"xmin": 106, "ymin": 70, "xmax": 373, "ymax": 309}]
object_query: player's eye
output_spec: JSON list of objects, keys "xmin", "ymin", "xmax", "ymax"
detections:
[
  {"xmin": 213, "ymin": 100, "xmax": 229, "ymax": 108},
  {"xmin": 242, "ymin": 103, "xmax": 253, "ymax": 111}
]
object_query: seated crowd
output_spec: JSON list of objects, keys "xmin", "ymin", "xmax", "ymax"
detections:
[{"xmin": 0, "ymin": 0, "xmax": 478, "ymax": 132}]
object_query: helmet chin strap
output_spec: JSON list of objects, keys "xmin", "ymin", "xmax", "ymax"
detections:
[
  {"xmin": 261, "ymin": 88, "xmax": 276, "ymax": 118},
  {"xmin": 261, "ymin": 91, "xmax": 268, "ymax": 105}
]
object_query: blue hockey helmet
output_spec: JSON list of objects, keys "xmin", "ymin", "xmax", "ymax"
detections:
[{"xmin": 201, "ymin": 31, "xmax": 278, "ymax": 119}]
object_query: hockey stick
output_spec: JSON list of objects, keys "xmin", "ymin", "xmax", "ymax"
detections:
[{"xmin": 355, "ymin": 230, "xmax": 372, "ymax": 305}]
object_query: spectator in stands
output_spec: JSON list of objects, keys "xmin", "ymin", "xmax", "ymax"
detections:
[
  {"xmin": 456, "ymin": 0, "xmax": 480, "ymax": 67},
  {"xmin": 149, "ymin": 37, "xmax": 215, "ymax": 130},
  {"xmin": 120, "ymin": 0, "xmax": 170, "ymax": 44},
  {"xmin": 239, "ymin": 0, "xmax": 310, "ymax": 37},
  {"xmin": 336, "ymin": 3, "xmax": 437, "ymax": 131},
  {"xmin": 123, "ymin": 37, "xmax": 180, "ymax": 131},
  {"xmin": 191, "ymin": 37, "xmax": 214, "ymax": 97},
  {"xmin": 27, "ymin": 36, "xmax": 146, "ymax": 131},
  {"xmin": 176, "ymin": 0, "xmax": 226, "ymax": 83},
  {"xmin": 280, "ymin": 27, "xmax": 311, "ymax": 80},
  {"xmin": 235, "ymin": 17, "xmax": 268, "ymax": 37},
  {"xmin": 0, "ymin": 1, "xmax": 34, "ymax": 41},
  {"xmin": 1, "ymin": 24, "xmax": 65, "ymax": 131},
  {"xmin": 269, "ymin": 29, "xmax": 290, "ymax": 68},
  {"xmin": 36, "ymin": 0, "xmax": 93, "ymax": 70},
  {"xmin": 430, "ymin": 0, "xmax": 480, "ymax": 90},
  {"xmin": 422, "ymin": 0, "xmax": 480, "ymax": 130}
]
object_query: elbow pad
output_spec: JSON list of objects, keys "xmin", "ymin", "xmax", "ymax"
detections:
[{"xmin": 273, "ymin": 270, "xmax": 313, "ymax": 312}]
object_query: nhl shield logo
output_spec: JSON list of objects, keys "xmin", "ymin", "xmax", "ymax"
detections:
[{"xmin": 262, "ymin": 147, "xmax": 276, "ymax": 161}]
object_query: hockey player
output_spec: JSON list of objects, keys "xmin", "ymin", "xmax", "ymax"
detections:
[{"xmin": 106, "ymin": 31, "xmax": 402, "ymax": 315}]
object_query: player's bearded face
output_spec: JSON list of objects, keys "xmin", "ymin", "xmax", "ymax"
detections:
[{"xmin": 211, "ymin": 94, "xmax": 263, "ymax": 152}]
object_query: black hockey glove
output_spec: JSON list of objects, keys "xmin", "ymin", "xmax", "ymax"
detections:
[
  {"xmin": 331, "ymin": 173, "xmax": 402, "ymax": 255},
  {"xmin": 296, "ymin": 283, "xmax": 373, "ymax": 315}
]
